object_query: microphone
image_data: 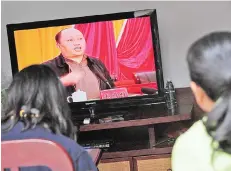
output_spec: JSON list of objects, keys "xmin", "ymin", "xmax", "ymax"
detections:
[
  {"xmin": 141, "ymin": 87, "xmax": 158, "ymax": 95},
  {"xmin": 94, "ymin": 70, "xmax": 112, "ymax": 89},
  {"xmin": 105, "ymin": 81, "xmax": 112, "ymax": 89}
]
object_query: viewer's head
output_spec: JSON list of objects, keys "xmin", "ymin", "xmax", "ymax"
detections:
[
  {"xmin": 55, "ymin": 28, "xmax": 86, "ymax": 59},
  {"xmin": 2, "ymin": 65, "xmax": 76, "ymax": 140},
  {"xmin": 187, "ymin": 31, "xmax": 231, "ymax": 152}
]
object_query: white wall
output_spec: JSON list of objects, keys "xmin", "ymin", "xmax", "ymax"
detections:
[{"xmin": 2, "ymin": 1, "xmax": 231, "ymax": 88}]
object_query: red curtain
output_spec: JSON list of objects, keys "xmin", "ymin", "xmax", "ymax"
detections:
[
  {"xmin": 116, "ymin": 17, "xmax": 155, "ymax": 80},
  {"xmin": 74, "ymin": 16, "xmax": 155, "ymax": 81}
]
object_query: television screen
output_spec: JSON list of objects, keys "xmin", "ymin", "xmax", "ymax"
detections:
[{"xmin": 7, "ymin": 9, "xmax": 164, "ymax": 108}]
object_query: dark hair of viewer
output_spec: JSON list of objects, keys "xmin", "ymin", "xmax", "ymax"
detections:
[
  {"xmin": 1, "ymin": 64, "xmax": 77, "ymax": 140},
  {"xmin": 187, "ymin": 31, "xmax": 231, "ymax": 154}
]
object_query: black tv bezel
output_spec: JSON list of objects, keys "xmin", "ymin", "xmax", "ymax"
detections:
[{"xmin": 6, "ymin": 9, "xmax": 165, "ymax": 113}]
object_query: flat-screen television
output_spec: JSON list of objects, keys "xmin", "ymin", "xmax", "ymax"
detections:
[{"xmin": 7, "ymin": 9, "xmax": 165, "ymax": 121}]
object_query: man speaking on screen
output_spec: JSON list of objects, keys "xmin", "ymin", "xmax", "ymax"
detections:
[{"xmin": 44, "ymin": 28, "xmax": 114, "ymax": 100}]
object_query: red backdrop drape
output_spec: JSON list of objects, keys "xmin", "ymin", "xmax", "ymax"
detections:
[{"xmin": 74, "ymin": 16, "xmax": 155, "ymax": 81}]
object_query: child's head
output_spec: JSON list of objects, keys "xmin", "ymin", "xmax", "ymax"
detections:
[
  {"xmin": 187, "ymin": 31, "xmax": 231, "ymax": 152},
  {"xmin": 2, "ymin": 64, "xmax": 76, "ymax": 139},
  {"xmin": 187, "ymin": 31, "xmax": 231, "ymax": 112}
]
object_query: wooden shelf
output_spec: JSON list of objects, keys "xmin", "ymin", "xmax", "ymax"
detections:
[
  {"xmin": 79, "ymin": 87, "xmax": 194, "ymax": 132},
  {"xmin": 101, "ymin": 147, "xmax": 172, "ymax": 159},
  {"xmin": 80, "ymin": 113, "xmax": 191, "ymax": 132}
]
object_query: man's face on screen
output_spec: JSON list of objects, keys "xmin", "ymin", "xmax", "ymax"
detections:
[{"xmin": 57, "ymin": 28, "xmax": 86, "ymax": 58}]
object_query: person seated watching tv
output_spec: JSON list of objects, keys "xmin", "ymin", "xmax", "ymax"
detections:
[
  {"xmin": 1, "ymin": 64, "xmax": 98, "ymax": 171},
  {"xmin": 172, "ymin": 32, "xmax": 231, "ymax": 171},
  {"xmin": 44, "ymin": 28, "xmax": 115, "ymax": 100}
]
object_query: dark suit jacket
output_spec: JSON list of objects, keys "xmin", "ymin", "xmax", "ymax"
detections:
[{"xmin": 43, "ymin": 54, "xmax": 115, "ymax": 95}]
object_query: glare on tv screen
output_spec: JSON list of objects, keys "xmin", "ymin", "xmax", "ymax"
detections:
[{"xmin": 13, "ymin": 16, "xmax": 158, "ymax": 101}]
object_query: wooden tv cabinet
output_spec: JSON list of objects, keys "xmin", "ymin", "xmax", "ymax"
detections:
[{"xmin": 77, "ymin": 88, "xmax": 197, "ymax": 171}]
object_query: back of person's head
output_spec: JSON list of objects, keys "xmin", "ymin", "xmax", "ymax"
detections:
[
  {"xmin": 2, "ymin": 64, "xmax": 76, "ymax": 140},
  {"xmin": 187, "ymin": 31, "xmax": 231, "ymax": 153}
]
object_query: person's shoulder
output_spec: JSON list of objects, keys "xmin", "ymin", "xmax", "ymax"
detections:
[
  {"xmin": 55, "ymin": 134, "xmax": 85, "ymax": 157},
  {"xmin": 43, "ymin": 56, "xmax": 59, "ymax": 65},
  {"xmin": 182, "ymin": 119, "xmax": 206, "ymax": 137},
  {"xmin": 174, "ymin": 120, "xmax": 208, "ymax": 147},
  {"xmin": 43, "ymin": 54, "xmax": 65, "ymax": 67},
  {"xmin": 171, "ymin": 120, "xmax": 209, "ymax": 171},
  {"xmin": 172, "ymin": 119, "xmax": 213, "ymax": 164},
  {"xmin": 57, "ymin": 135, "xmax": 98, "ymax": 170},
  {"xmin": 172, "ymin": 120, "xmax": 231, "ymax": 171},
  {"xmin": 41, "ymin": 131, "xmax": 90, "ymax": 167}
]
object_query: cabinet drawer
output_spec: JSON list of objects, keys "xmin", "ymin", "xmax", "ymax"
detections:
[
  {"xmin": 98, "ymin": 158, "xmax": 132, "ymax": 171},
  {"xmin": 134, "ymin": 155, "xmax": 171, "ymax": 171}
]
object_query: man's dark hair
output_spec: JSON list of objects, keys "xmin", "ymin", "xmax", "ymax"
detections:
[
  {"xmin": 1, "ymin": 64, "xmax": 77, "ymax": 140},
  {"xmin": 55, "ymin": 28, "xmax": 70, "ymax": 44},
  {"xmin": 55, "ymin": 30, "xmax": 62, "ymax": 44}
]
